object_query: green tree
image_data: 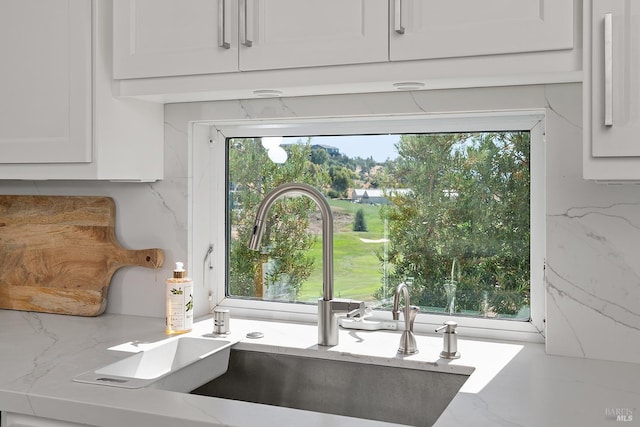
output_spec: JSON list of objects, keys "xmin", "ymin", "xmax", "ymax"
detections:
[
  {"xmin": 228, "ymin": 138, "xmax": 331, "ymax": 300},
  {"xmin": 329, "ymin": 165, "xmax": 352, "ymax": 198},
  {"xmin": 310, "ymin": 147, "xmax": 329, "ymax": 165},
  {"xmin": 353, "ymin": 208, "xmax": 368, "ymax": 232},
  {"xmin": 379, "ymin": 132, "xmax": 530, "ymax": 316}
]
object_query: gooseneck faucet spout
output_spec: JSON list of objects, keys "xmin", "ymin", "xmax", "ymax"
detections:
[
  {"xmin": 393, "ymin": 282, "xmax": 419, "ymax": 355},
  {"xmin": 248, "ymin": 183, "xmax": 364, "ymax": 346}
]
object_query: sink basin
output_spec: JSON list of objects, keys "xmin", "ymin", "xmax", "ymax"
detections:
[
  {"xmin": 74, "ymin": 336, "xmax": 232, "ymax": 390},
  {"xmin": 191, "ymin": 348, "xmax": 470, "ymax": 427}
]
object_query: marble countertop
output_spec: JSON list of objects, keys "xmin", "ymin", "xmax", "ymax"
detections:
[{"xmin": 0, "ymin": 310, "xmax": 638, "ymax": 427}]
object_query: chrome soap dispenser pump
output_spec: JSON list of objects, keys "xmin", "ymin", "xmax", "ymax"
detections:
[{"xmin": 436, "ymin": 321, "xmax": 461, "ymax": 359}]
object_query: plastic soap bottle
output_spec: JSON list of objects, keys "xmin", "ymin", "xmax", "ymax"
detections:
[{"xmin": 165, "ymin": 262, "xmax": 194, "ymax": 335}]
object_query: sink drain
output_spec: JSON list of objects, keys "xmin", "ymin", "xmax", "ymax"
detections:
[{"xmin": 245, "ymin": 331, "xmax": 264, "ymax": 339}]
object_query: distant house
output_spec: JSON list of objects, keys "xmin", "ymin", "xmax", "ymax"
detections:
[
  {"xmin": 361, "ymin": 189, "xmax": 386, "ymax": 204},
  {"xmin": 351, "ymin": 189, "xmax": 367, "ymax": 203},
  {"xmin": 311, "ymin": 144, "xmax": 340, "ymax": 156},
  {"xmin": 351, "ymin": 188, "xmax": 367, "ymax": 203},
  {"xmin": 352, "ymin": 188, "xmax": 411, "ymax": 204}
]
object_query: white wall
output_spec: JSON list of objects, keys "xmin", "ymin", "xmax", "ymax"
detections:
[{"xmin": 2, "ymin": 83, "xmax": 639, "ymax": 364}]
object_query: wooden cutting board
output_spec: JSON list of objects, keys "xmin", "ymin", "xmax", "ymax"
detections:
[{"xmin": 0, "ymin": 195, "xmax": 164, "ymax": 316}]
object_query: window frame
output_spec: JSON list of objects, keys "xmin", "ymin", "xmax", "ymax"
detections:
[{"xmin": 190, "ymin": 112, "xmax": 546, "ymax": 343}]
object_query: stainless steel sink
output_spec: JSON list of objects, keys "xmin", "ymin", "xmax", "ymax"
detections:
[{"xmin": 191, "ymin": 348, "xmax": 470, "ymax": 427}]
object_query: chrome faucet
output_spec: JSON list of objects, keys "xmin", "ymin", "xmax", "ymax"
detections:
[
  {"xmin": 248, "ymin": 182, "xmax": 365, "ymax": 346},
  {"xmin": 393, "ymin": 282, "xmax": 419, "ymax": 354}
]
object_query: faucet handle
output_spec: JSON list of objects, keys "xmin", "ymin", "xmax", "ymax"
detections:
[
  {"xmin": 347, "ymin": 303, "xmax": 370, "ymax": 319},
  {"xmin": 329, "ymin": 298, "xmax": 366, "ymax": 317}
]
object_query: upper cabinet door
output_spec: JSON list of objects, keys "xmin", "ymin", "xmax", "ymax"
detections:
[
  {"xmin": 113, "ymin": 0, "xmax": 238, "ymax": 79},
  {"xmin": 0, "ymin": 0, "xmax": 91, "ymax": 164},
  {"xmin": 390, "ymin": 0, "xmax": 574, "ymax": 61},
  {"xmin": 588, "ymin": 0, "xmax": 640, "ymax": 157},
  {"xmin": 239, "ymin": 0, "xmax": 388, "ymax": 71}
]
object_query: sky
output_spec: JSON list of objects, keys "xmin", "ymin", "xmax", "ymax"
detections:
[{"xmin": 283, "ymin": 134, "xmax": 400, "ymax": 163}]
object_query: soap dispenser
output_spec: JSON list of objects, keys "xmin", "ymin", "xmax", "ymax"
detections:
[
  {"xmin": 165, "ymin": 262, "xmax": 194, "ymax": 335},
  {"xmin": 435, "ymin": 321, "xmax": 461, "ymax": 359}
]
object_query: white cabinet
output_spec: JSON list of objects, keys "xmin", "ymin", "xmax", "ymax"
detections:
[
  {"xmin": 390, "ymin": 0, "xmax": 574, "ymax": 61},
  {"xmin": 588, "ymin": 0, "xmax": 640, "ymax": 157},
  {"xmin": 0, "ymin": 0, "xmax": 163, "ymax": 181},
  {"xmin": 115, "ymin": 0, "xmax": 572, "ymax": 78},
  {"xmin": 0, "ymin": 0, "xmax": 92, "ymax": 164},
  {"xmin": 583, "ymin": 0, "xmax": 640, "ymax": 180},
  {"xmin": 113, "ymin": 0, "xmax": 238, "ymax": 79},
  {"xmin": 239, "ymin": 0, "xmax": 388, "ymax": 71},
  {"xmin": 113, "ymin": 1, "xmax": 579, "ymax": 103},
  {"xmin": 114, "ymin": 0, "xmax": 387, "ymax": 79}
]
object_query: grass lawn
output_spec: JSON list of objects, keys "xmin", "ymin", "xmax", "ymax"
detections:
[{"xmin": 297, "ymin": 200, "xmax": 391, "ymax": 302}]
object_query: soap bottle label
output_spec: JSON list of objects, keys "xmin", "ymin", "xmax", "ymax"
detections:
[{"xmin": 166, "ymin": 281, "xmax": 193, "ymax": 334}]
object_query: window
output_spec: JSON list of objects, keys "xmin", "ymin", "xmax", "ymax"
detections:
[
  {"xmin": 227, "ymin": 131, "xmax": 531, "ymax": 320},
  {"xmin": 189, "ymin": 112, "xmax": 545, "ymax": 341}
]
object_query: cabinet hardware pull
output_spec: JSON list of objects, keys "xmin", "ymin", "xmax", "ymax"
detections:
[
  {"xmin": 240, "ymin": 0, "xmax": 253, "ymax": 47},
  {"xmin": 604, "ymin": 12, "xmax": 613, "ymax": 127},
  {"xmin": 218, "ymin": 0, "xmax": 230, "ymax": 49},
  {"xmin": 394, "ymin": 0, "xmax": 405, "ymax": 34}
]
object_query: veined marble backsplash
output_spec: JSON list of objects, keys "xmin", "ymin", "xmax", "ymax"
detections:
[
  {"xmin": 1, "ymin": 83, "xmax": 639, "ymax": 365},
  {"xmin": 546, "ymin": 201, "xmax": 640, "ymax": 361}
]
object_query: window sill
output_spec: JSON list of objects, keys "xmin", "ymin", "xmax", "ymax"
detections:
[{"xmin": 217, "ymin": 298, "xmax": 545, "ymax": 344}]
